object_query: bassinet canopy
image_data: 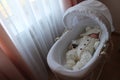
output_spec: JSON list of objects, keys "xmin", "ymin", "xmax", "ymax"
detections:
[{"xmin": 63, "ymin": 0, "xmax": 114, "ymax": 39}]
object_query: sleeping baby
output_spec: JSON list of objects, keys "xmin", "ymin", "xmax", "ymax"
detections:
[{"xmin": 64, "ymin": 26, "xmax": 101, "ymax": 70}]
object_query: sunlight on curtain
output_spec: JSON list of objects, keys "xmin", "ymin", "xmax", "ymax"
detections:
[{"xmin": 0, "ymin": 0, "xmax": 64, "ymax": 79}]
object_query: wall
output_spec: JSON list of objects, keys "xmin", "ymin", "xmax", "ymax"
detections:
[{"xmin": 100, "ymin": 0, "xmax": 120, "ymax": 32}]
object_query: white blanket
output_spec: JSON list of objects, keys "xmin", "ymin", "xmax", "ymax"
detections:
[{"xmin": 64, "ymin": 27, "xmax": 100, "ymax": 70}]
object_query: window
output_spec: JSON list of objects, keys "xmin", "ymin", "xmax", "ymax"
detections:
[
  {"xmin": 0, "ymin": 0, "xmax": 54, "ymax": 36},
  {"xmin": 0, "ymin": 0, "xmax": 12, "ymax": 18}
]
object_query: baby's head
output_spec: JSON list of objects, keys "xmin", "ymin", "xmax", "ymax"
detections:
[{"xmin": 80, "ymin": 26, "xmax": 101, "ymax": 38}]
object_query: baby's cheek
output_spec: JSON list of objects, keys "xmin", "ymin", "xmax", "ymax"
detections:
[{"xmin": 89, "ymin": 33, "xmax": 99, "ymax": 39}]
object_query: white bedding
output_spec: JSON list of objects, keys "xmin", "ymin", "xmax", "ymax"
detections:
[{"xmin": 64, "ymin": 27, "xmax": 101, "ymax": 70}]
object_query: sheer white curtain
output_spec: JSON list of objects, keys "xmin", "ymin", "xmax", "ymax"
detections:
[{"xmin": 0, "ymin": 0, "xmax": 64, "ymax": 80}]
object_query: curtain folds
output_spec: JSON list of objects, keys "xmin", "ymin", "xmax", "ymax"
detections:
[
  {"xmin": 0, "ymin": 25, "xmax": 37, "ymax": 80},
  {"xmin": 61, "ymin": 0, "xmax": 77, "ymax": 11},
  {"xmin": 0, "ymin": 0, "xmax": 77, "ymax": 80},
  {"xmin": 0, "ymin": 48, "xmax": 26, "ymax": 80},
  {"xmin": 0, "ymin": 0, "xmax": 65, "ymax": 80}
]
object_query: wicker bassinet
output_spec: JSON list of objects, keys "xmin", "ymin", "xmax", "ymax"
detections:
[{"xmin": 47, "ymin": 0, "xmax": 114, "ymax": 80}]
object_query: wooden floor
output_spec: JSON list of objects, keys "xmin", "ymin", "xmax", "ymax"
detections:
[{"xmin": 48, "ymin": 32, "xmax": 120, "ymax": 80}]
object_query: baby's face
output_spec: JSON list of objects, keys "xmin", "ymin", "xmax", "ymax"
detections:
[{"xmin": 88, "ymin": 33, "xmax": 99, "ymax": 39}]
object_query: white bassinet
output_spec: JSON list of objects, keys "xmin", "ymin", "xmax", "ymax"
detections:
[{"xmin": 47, "ymin": 0, "xmax": 114, "ymax": 80}]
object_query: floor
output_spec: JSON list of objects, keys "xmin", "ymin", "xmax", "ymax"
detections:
[
  {"xmin": 99, "ymin": 32, "xmax": 120, "ymax": 80},
  {"xmin": 48, "ymin": 32, "xmax": 120, "ymax": 80}
]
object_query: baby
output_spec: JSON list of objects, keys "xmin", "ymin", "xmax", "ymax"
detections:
[{"xmin": 64, "ymin": 27, "xmax": 101, "ymax": 70}]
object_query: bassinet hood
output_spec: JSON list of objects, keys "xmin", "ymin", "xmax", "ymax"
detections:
[{"xmin": 63, "ymin": 0, "xmax": 114, "ymax": 39}]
